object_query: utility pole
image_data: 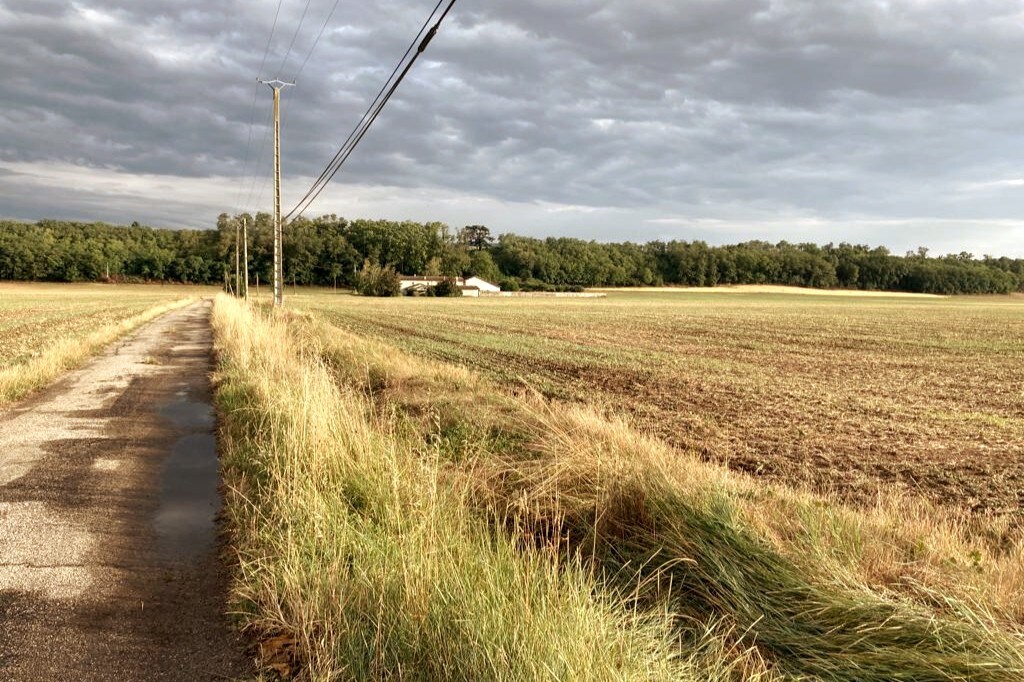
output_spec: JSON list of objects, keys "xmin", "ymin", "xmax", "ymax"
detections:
[
  {"xmin": 258, "ymin": 79, "xmax": 294, "ymax": 308},
  {"xmin": 242, "ymin": 216, "xmax": 250, "ymax": 302},
  {"xmin": 234, "ymin": 219, "xmax": 241, "ymax": 298}
]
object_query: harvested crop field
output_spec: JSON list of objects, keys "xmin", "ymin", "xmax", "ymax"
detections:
[
  {"xmin": 0, "ymin": 282, "xmax": 212, "ymax": 403},
  {"xmin": 588, "ymin": 284, "xmax": 948, "ymax": 298},
  {"xmin": 0, "ymin": 283, "xmax": 209, "ymax": 369},
  {"xmin": 298, "ymin": 289, "xmax": 1024, "ymax": 517}
]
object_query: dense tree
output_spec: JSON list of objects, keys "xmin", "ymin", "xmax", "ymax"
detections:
[
  {"xmin": 459, "ymin": 225, "xmax": 493, "ymax": 250},
  {"xmin": 431, "ymin": 277, "xmax": 463, "ymax": 297},
  {"xmin": 468, "ymin": 250, "xmax": 501, "ymax": 282},
  {"xmin": 0, "ymin": 218, "xmax": 1020, "ymax": 295},
  {"xmin": 354, "ymin": 260, "xmax": 401, "ymax": 297}
]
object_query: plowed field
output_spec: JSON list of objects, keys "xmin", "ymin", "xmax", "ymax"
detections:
[{"xmin": 300, "ymin": 289, "xmax": 1024, "ymax": 516}]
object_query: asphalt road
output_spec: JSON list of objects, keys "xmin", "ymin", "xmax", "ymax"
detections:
[{"xmin": 0, "ymin": 301, "xmax": 251, "ymax": 680}]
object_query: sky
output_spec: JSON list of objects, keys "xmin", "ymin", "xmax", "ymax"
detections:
[{"xmin": 1, "ymin": 0, "xmax": 1024, "ymax": 256}]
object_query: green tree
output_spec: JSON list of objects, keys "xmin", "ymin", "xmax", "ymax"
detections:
[
  {"xmin": 355, "ymin": 260, "xmax": 401, "ymax": 297},
  {"xmin": 432, "ymin": 277, "xmax": 463, "ymax": 297},
  {"xmin": 460, "ymin": 225, "xmax": 493, "ymax": 250},
  {"xmin": 468, "ymin": 250, "xmax": 501, "ymax": 282}
]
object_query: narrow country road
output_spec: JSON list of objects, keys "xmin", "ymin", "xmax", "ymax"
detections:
[{"xmin": 0, "ymin": 301, "xmax": 251, "ymax": 680}]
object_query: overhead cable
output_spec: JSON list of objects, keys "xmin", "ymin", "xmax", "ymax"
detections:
[
  {"xmin": 275, "ymin": 0, "xmax": 315, "ymax": 79},
  {"xmin": 287, "ymin": 0, "xmax": 445, "ymax": 216},
  {"xmin": 284, "ymin": 0, "xmax": 457, "ymax": 220},
  {"xmin": 234, "ymin": 0, "xmax": 286, "ymax": 215},
  {"xmin": 294, "ymin": 0, "xmax": 344, "ymax": 82}
]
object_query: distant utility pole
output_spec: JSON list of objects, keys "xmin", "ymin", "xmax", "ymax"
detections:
[
  {"xmin": 258, "ymin": 79, "xmax": 294, "ymax": 308},
  {"xmin": 234, "ymin": 220, "xmax": 241, "ymax": 298},
  {"xmin": 242, "ymin": 216, "xmax": 250, "ymax": 302}
]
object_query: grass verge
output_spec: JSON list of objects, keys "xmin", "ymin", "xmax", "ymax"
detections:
[
  {"xmin": 0, "ymin": 296, "xmax": 196, "ymax": 404},
  {"xmin": 212, "ymin": 295, "xmax": 765, "ymax": 680},
  {"xmin": 299, "ymin": 302, "xmax": 1024, "ymax": 681}
]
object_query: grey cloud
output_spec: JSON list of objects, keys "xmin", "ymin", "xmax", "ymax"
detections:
[{"xmin": 1, "ymin": 0, "xmax": 1023, "ymax": 255}]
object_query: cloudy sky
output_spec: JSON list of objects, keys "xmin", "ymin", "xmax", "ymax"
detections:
[{"xmin": 1, "ymin": 0, "xmax": 1024, "ymax": 255}]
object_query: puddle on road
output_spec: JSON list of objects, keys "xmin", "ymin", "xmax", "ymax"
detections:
[
  {"xmin": 155, "ymin": 396, "xmax": 219, "ymax": 561},
  {"xmin": 160, "ymin": 400, "xmax": 215, "ymax": 431}
]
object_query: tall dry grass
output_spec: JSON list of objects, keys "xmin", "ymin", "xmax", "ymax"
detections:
[
  {"xmin": 0, "ymin": 296, "xmax": 196, "ymax": 404},
  {"xmin": 301, "ymin": 308, "xmax": 1024, "ymax": 681},
  {"xmin": 212, "ymin": 295, "xmax": 761, "ymax": 680},
  {"xmin": 506, "ymin": 405, "xmax": 1024, "ymax": 680}
]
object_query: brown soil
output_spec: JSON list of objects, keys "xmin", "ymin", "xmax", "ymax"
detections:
[
  {"xmin": 0, "ymin": 302, "xmax": 251, "ymax": 680},
  {"xmin": 487, "ymin": 350, "xmax": 1024, "ymax": 516},
  {"xmin": 344, "ymin": 314, "xmax": 1024, "ymax": 518}
]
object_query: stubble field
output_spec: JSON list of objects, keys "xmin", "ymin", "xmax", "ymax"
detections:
[
  {"xmin": 0, "ymin": 282, "xmax": 209, "ymax": 401},
  {"xmin": 297, "ymin": 288, "xmax": 1024, "ymax": 517},
  {"xmin": 221, "ymin": 289, "xmax": 1024, "ymax": 679}
]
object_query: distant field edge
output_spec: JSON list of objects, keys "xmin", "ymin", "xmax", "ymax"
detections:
[
  {"xmin": 0, "ymin": 296, "xmax": 198, "ymax": 405},
  {"xmin": 587, "ymin": 284, "xmax": 948, "ymax": 298}
]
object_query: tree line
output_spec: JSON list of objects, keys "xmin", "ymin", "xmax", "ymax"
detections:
[{"xmin": 0, "ymin": 215, "xmax": 1021, "ymax": 296}]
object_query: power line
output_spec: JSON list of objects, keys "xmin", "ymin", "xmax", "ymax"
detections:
[
  {"xmin": 294, "ymin": 0, "xmax": 343, "ymax": 82},
  {"xmin": 275, "ymin": 0, "xmax": 315, "ymax": 79},
  {"xmin": 287, "ymin": 0, "xmax": 451, "ymax": 218},
  {"xmin": 285, "ymin": 0, "xmax": 457, "ymax": 220},
  {"xmin": 234, "ymin": 0, "xmax": 286, "ymax": 216},
  {"xmin": 243, "ymin": 105, "xmax": 276, "ymax": 214},
  {"xmin": 234, "ymin": 83, "xmax": 270, "ymax": 215},
  {"xmin": 259, "ymin": 0, "xmax": 286, "ymax": 78},
  {"xmin": 288, "ymin": 1, "xmax": 442, "ymax": 215}
]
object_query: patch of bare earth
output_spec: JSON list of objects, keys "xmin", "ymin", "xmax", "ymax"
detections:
[
  {"xmin": 323, "ymin": 301, "xmax": 1024, "ymax": 518},
  {"xmin": 0, "ymin": 302, "xmax": 250, "ymax": 680}
]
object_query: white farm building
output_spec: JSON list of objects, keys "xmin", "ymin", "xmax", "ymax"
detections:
[{"xmin": 399, "ymin": 276, "xmax": 501, "ymax": 297}]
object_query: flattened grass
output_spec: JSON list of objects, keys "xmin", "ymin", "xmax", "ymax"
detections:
[{"xmin": 215, "ymin": 293, "xmax": 1024, "ymax": 680}]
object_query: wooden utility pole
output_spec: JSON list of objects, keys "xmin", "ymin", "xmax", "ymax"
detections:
[
  {"xmin": 258, "ymin": 79, "xmax": 294, "ymax": 308},
  {"xmin": 234, "ymin": 220, "xmax": 241, "ymax": 297},
  {"xmin": 242, "ymin": 216, "xmax": 250, "ymax": 302}
]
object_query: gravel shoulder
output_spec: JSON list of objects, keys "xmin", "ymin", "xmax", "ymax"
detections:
[{"xmin": 0, "ymin": 300, "xmax": 251, "ymax": 680}]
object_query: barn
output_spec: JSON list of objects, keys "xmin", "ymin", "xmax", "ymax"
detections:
[{"xmin": 398, "ymin": 276, "xmax": 501, "ymax": 297}]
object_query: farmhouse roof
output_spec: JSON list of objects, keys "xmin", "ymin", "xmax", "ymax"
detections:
[{"xmin": 400, "ymin": 276, "xmax": 465, "ymax": 283}]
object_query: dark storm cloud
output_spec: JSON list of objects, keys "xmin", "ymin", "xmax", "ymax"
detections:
[{"xmin": 1, "ymin": 0, "xmax": 1023, "ymax": 253}]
